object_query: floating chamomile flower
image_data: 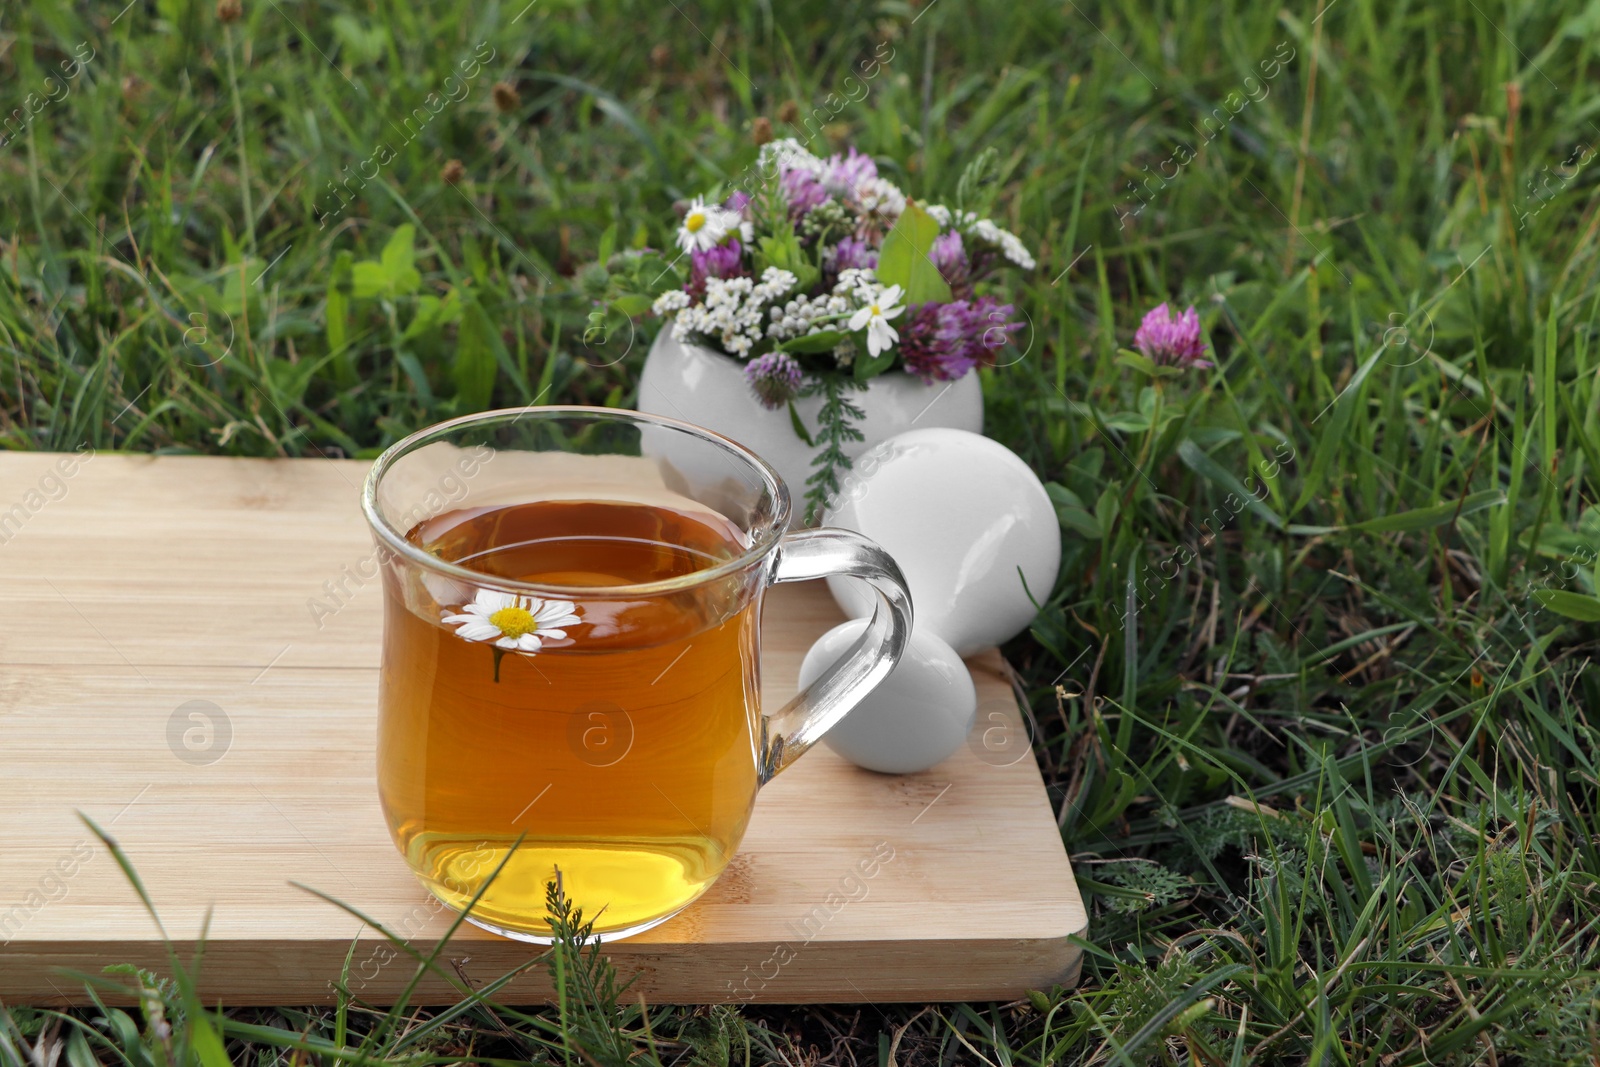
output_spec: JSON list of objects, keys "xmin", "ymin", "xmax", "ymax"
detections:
[{"xmin": 442, "ymin": 589, "xmax": 582, "ymax": 654}]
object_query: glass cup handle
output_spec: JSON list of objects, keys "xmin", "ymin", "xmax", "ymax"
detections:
[{"xmin": 758, "ymin": 527, "xmax": 913, "ymax": 782}]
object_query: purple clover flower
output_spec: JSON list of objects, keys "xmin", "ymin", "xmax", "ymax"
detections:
[
  {"xmin": 829, "ymin": 235, "xmax": 878, "ymax": 272},
  {"xmin": 781, "ymin": 168, "xmax": 829, "ymax": 218},
  {"xmin": 744, "ymin": 350, "xmax": 805, "ymax": 409},
  {"xmin": 1133, "ymin": 303, "xmax": 1211, "ymax": 369},
  {"xmin": 900, "ymin": 296, "xmax": 1023, "ymax": 382},
  {"xmin": 930, "ymin": 231, "xmax": 971, "ymax": 295},
  {"xmin": 821, "ymin": 147, "xmax": 877, "ymax": 197},
  {"xmin": 689, "ymin": 238, "xmax": 745, "ymax": 290}
]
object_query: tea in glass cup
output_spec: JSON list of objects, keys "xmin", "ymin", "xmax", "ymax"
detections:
[{"xmin": 362, "ymin": 408, "xmax": 911, "ymax": 940}]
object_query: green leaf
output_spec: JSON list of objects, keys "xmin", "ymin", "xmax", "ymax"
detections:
[
  {"xmin": 381, "ymin": 224, "xmax": 422, "ymax": 295},
  {"xmin": 463, "ymin": 237, "xmax": 489, "ymax": 284},
  {"xmin": 853, "ymin": 345, "xmax": 896, "ymax": 381},
  {"xmin": 1094, "ymin": 485, "xmax": 1121, "ymax": 538},
  {"xmin": 1561, "ymin": 387, "xmax": 1600, "ymax": 501},
  {"xmin": 216, "ymin": 257, "xmax": 263, "ymax": 316},
  {"xmin": 100, "ymin": 1009, "xmax": 143, "ymax": 1056},
  {"xmin": 1115, "ymin": 348, "xmax": 1186, "ymax": 378},
  {"xmin": 330, "ymin": 14, "xmax": 387, "ymax": 64},
  {"xmin": 395, "ymin": 350, "xmax": 434, "ymax": 404},
  {"xmin": 263, "ymin": 358, "xmax": 315, "ymax": 405},
  {"xmin": 351, "ymin": 225, "xmax": 423, "ymax": 300},
  {"xmin": 1541, "ymin": 311, "xmax": 1558, "ymax": 473},
  {"xmin": 1294, "ymin": 346, "xmax": 1384, "ymax": 513},
  {"xmin": 452, "ymin": 299, "xmax": 496, "ymax": 411},
  {"xmin": 875, "ymin": 201, "xmax": 953, "ymax": 305},
  {"xmin": 1177, "ymin": 438, "xmax": 1286, "ymax": 530},
  {"xmin": 787, "ymin": 401, "xmax": 814, "ymax": 447},
  {"xmin": 188, "ymin": 1012, "xmax": 234, "ymax": 1067},
  {"xmin": 404, "ymin": 295, "xmax": 443, "ymax": 339},
  {"xmin": 1046, "ymin": 482, "xmax": 1101, "ymax": 539},
  {"xmin": 778, "ymin": 329, "xmax": 847, "ymax": 354},
  {"xmin": 1532, "ymin": 589, "xmax": 1600, "ymax": 622},
  {"xmin": 610, "ymin": 293, "xmax": 655, "ymax": 317},
  {"xmin": 403, "ymin": 288, "xmax": 462, "ymax": 340},
  {"xmin": 1115, "ymin": 349, "xmax": 1159, "ymax": 375},
  {"xmin": 1103, "ymin": 413, "xmax": 1152, "ymax": 432},
  {"xmin": 325, "ymin": 255, "xmax": 350, "ymax": 356},
  {"xmin": 63, "ymin": 1029, "xmax": 98, "ymax": 1067},
  {"xmin": 754, "ymin": 229, "xmax": 818, "ymax": 293},
  {"xmin": 350, "ymin": 260, "xmax": 389, "ymax": 300},
  {"xmin": 1288, "ymin": 489, "xmax": 1504, "ymax": 535}
]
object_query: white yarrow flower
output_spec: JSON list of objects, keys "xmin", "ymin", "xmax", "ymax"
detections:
[
  {"xmin": 441, "ymin": 589, "xmax": 582, "ymax": 654},
  {"xmin": 925, "ymin": 203, "xmax": 976, "ymax": 231},
  {"xmin": 752, "ymin": 266, "xmax": 798, "ymax": 302},
  {"xmin": 998, "ymin": 232, "xmax": 1036, "ymax": 269},
  {"xmin": 924, "ymin": 206, "xmax": 1034, "ymax": 269},
  {"xmin": 677, "ymin": 197, "xmax": 739, "ymax": 253},
  {"xmin": 847, "ymin": 283, "xmax": 905, "ymax": 357},
  {"xmin": 855, "ymin": 177, "xmax": 906, "ymax": 220},
  {"xmin": 652, "ymin": 290, "xmax": 690, "ymax": 317},
  {"xmin": 672, "ymin": 271, "xmax": 798, "ymax": 356},
  {"xmin": 760, "ymin": 138, "xmax": 825, "ymax": 175},
  {"xmin": 968, "ymin": 218, "xmax": 1036, "ymax": 269},
  {"xmin": 835, "ymin": 267, "xmax": 876, "ymax": 293}
]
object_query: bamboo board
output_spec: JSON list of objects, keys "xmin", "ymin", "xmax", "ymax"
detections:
[{"xmin": 0, "ymin": 452, "xmax": 1086, "ymax": 1005}]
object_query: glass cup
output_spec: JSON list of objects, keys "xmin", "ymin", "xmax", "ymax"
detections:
[{"xmin": 361, "ymin": 407, "xmax": 912, "ymax": 941}]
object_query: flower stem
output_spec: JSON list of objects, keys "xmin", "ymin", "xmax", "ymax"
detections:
[{"xmin": 223, "ymin": 24, "xmax": 256, "ymax": 256}]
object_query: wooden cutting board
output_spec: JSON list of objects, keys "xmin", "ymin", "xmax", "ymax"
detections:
[{"xmin": 0, "ymin": 451, "xmax": 1086, "ymax": 1005}]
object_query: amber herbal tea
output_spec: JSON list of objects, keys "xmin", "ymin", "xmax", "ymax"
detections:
[
  {"xmin": 377, "ymin": 498, "xmax": 762, "ymax": 938},
  {"xmin": 366, "ymin": 410, "xmax": 911, "ymax": 944}
]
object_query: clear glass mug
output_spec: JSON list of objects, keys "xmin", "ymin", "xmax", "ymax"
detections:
[{"xmin": 361, "ymin": 407, "xmax": 912, "ymax": 941}]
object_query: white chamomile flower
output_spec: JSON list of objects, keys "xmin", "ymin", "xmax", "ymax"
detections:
[
  {"xmin": 441, "ymin": 589, "xmax": 582, "ymax": 654},
  {"xmin": 848, "ymin": 283, "xmax": 905, "ymax": 357},
  {"xmin": 677, "ymin": 197, "xmax": 738, "ymax": 253}
]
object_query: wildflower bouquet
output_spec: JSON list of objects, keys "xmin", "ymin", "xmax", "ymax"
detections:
[{"xmin": 647, "ymin": 139, "xmax": 1035, "ymax": 513}]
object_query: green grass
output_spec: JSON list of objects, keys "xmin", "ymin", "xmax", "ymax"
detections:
[{"xmin": 5, "ymin": 0, "xmax": 1600, "ymax": 1062}]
